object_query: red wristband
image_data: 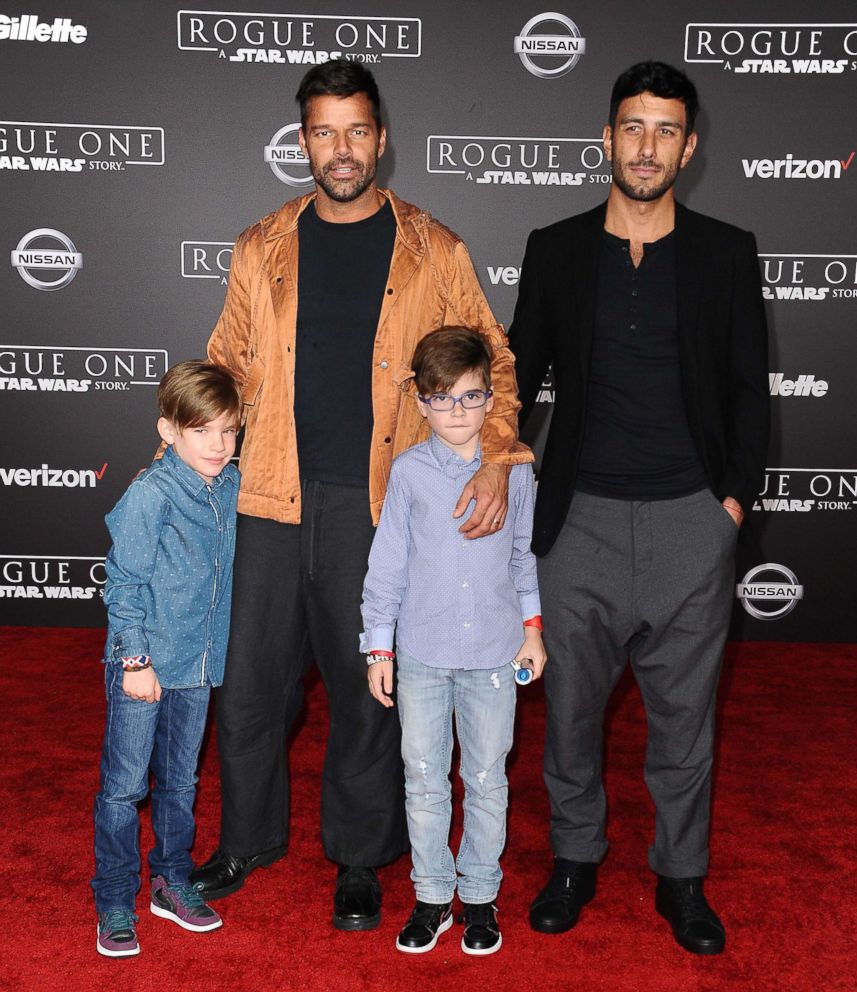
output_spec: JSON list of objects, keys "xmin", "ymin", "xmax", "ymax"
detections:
[{"xmin": 523, "ymin": 615, "xmax": 543, "ymax": 632}]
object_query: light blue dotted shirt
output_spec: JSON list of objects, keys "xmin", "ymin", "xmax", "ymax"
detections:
[
  {"xmin": 360, "ymin": 432, "xmax": 540, "ymax": 669},
  {"xmin": 102, "ymin": 444, "xmax": 239, "ymax": 689}
]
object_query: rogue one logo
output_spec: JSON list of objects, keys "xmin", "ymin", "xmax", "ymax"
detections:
[
  {"xmin": 0, "ymin": 555, "xmax": 105, "ymax": 601},
  {"xmin": 11, "ymin": 228, "xmax": 82, "ymax": 291},
  {"xmin": 427, "ymin": 134, "xmax": 609, "ymax": 187},
  {"xmin": 177, "ymin": 10, "xmax": 421, "ymax": 64},
  {"xmin": 514, "ymin": 12, "xmax": 586, "ymax": 78},
  {"xmin": 265, "ymin": 123, "xmax": 313, "ymax": 186},
  {"xmin": 0, "ymin": 345, "xmax": 167, "ymax": 393},
  {"xmin": 182, "ymin": 241, "xmax": 234, "ymax": 282},
  {"xmin": 736, "ymin": 563, "xmax": 804, "ymax": 620}
]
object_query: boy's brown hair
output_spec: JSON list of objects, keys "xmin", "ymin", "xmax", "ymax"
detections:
[
  {"xmin": 158, "ymin": 360, "xmax": 242, "ymax": 431},
  {"xmin": 411, "ymin": 326, "xmax": 493, "ymax": 395}
]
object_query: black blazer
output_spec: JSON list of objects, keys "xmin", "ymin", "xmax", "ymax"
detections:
[{"xmin": 508, "ymin": 201, "xmax": 770, "ymax": 557}]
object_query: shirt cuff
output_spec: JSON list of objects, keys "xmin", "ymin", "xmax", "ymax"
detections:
[
  {"xmin": 359, "ymin": 625, "xmax": 395, "ymax": 654},
  {"xmin": 109, "ymin": 628, "xmax": 150, "ymax": 660},
  {"xmin": 519, "ymin": 593, "xmax": 542, "ymax": 623}
]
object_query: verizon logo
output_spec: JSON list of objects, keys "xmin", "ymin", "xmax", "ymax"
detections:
[
  {"xmin": 743, "ymin": 152, "xmax": 854, "ymax": 179},
  {"xmin": 0, "ymin": 462, "xmax": 108, "ymax": 487}
]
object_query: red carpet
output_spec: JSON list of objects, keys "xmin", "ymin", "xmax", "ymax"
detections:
[{"xmin": 1, "ymin": 628, "xmax": 855, "ymax": 991}]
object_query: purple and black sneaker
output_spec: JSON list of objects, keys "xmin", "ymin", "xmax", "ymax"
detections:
[
  {"xmin": 96, "ymin": 910, "xmax": 140, "ymax": 957},
  {"xmin": 150, "ymin": 875, "xmax": 223, "ymax": 932}
]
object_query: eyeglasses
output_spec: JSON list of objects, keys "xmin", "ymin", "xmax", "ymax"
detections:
[{"xmin": 418, "ymin": 389, "xmax": 493, "ymax": 412}]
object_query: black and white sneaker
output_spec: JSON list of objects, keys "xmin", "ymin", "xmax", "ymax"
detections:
[
  {"xmin": 459, "ymin": 902, "xmax": 502, "ymax": 956},
  {"xmin": 395, "ymin": 901, "xmax": 453, "ymax": 954}
]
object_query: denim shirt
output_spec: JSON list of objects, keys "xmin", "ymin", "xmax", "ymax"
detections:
[
  {"xmin": 360, "ymin": 433, "xmax": 540, "ymax": 669},
  {"xmin": 102, "ymin": 444, "xmax": 239, "ymax": 689}
]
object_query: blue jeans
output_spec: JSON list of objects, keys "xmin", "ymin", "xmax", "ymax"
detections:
[
  {"xmin": 91, "ymin": 666, "xmax": 210, "ymax": 912},
  {"xmin": 396, "ymin": 651, "xmax": 516, "ymax": 905}
]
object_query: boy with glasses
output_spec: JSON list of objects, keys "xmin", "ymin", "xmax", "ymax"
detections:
[{"xmin": 360, "ymin": 326, "xmax": 546, "ymax": 956}]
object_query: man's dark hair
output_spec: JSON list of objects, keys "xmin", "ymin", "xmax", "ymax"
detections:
[
  {"xmin": 412, "ymin": 326, "xmax": 493, "ymax": 395},
  {"xmin": 295, "ymin": 59, "xmax": 382, "ymax": 131},
  {"xmin": 609, "ymin": 61, "xmax": 699, "ymax": 134}
]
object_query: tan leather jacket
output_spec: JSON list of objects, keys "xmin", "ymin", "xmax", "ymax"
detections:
[{"xmin": 208, "ymin": 188, "xmax": 532, "ymax": 525}]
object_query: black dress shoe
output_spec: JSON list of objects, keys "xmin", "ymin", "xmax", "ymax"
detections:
[
  {"xmin": 655, "ymin": 876, "xmax": 725, "ymax": 955},
  {"xmin": 459, "ymin": 902, "xmax": 502, "ymax": 956},
  {"xmin": 529, "ymin": 858, "xmax": 597, "ymax": 933},
  {"xmin": 395, "ymin": 901, "xmax": 453, "ymax": 953},
  {"xmin": 189, "ymin": 847, "xmax": 285, "ymax": 900},
  {"xmin": 332, "ymin": 866, "xmax": 382, "ymax": 931}
]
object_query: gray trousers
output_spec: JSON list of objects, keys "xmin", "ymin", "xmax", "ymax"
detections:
[{"xmin": 538, "ymin": 488, "xmax": 738, "ymax": 878}]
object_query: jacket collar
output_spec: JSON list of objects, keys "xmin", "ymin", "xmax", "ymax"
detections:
[
  {"xmin": 259, "ymin": 188, "xmax": 425, "ymax": 255},
  {"xmin": 673, "ymin": 202, "xmax": 708, "ymax": 338}
]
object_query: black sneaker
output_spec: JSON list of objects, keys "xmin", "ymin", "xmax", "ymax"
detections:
[
  {"xmin": 529, "ymin": 858, "xmax": 597, "ymax": 933},
  {"xmin": 395, "ymin": 901, "xmax": 453, "ymax": 954},
  {"xmin": 459, "ymin": 902, "xmax": 501, "ymax": 956},
  {"xmin": 655, "ymin": 876, "xmax": 725, "ymax": 955}
]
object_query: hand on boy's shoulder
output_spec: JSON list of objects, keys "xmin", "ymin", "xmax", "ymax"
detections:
[{"xmin": 456, "ymin": 462, "xmax": 511, "ymax": 539}]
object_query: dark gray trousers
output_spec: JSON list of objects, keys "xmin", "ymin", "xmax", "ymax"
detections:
[
  {"xmin": 538, "ymin": 489, "xmax": 737, "ymax": 878},
  {"xmin": 215, "ymin": 481, "xmax": 408, "ymax": 867}
]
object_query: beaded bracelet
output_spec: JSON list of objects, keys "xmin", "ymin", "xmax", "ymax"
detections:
[{"xmin": 122, "ymin": 656, "xmax": 152, "ymax": 672}]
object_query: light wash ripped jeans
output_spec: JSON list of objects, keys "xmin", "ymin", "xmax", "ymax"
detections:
[{"xmin": 396, "ymin": 650, "xmax": 517, "ymax": 905}]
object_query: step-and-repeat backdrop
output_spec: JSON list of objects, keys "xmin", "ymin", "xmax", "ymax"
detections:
[{"xmin": 2, "ymin": 1, "xmax": 856, "ymax": 640}]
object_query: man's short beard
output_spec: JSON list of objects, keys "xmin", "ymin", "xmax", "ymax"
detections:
[
  {"xmin": 312, "ymin": 158, "xmax": 377, "ymax": 203},
  {"xmin": 611, "ymin": 159, "xmax": 680, "ymax": 202}
]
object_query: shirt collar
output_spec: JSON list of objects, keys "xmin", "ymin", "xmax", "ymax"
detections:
[
  {"xmin": 601, "ymin": 227, "xmax": 676, "ymax": 257},
  {"xmin": 428, "ymin": 431, "xmax": 482, "ymax": 473},
  {"xmin": 162, "ymin": 444, "xmax": 234, "ymax": 497}
]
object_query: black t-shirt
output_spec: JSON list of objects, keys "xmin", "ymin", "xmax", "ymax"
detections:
[
  {"xmin": 576, "ymin": 230, "xmax": 707, "ymax": 501},
  {"xmin": 294, "ymin": 200, "xmax": 396, "ymax": 486}
]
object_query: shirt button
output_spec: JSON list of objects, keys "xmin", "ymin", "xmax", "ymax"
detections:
[
  {"xmin": 631, "ymin": 290, "xmax": 638, "ymax": 297},
  {"xmin": 379, "ymin": 360, "xmax": 389, "ymax": 369},
  {"xmin": 630, "ymin": 323, "xmax": 637, "ymax": 330},
  {"xmin": 463, "ymin": 622, "xmax": 471, "ymax": 629},
  {"xmin": 462, "ymin": 581, "xmax": 469, "ymax": 588}
]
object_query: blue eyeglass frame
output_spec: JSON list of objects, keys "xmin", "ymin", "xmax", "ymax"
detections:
[{"xmin": 417, "ymin": 389, "xmax": 494, "ymax": 411}]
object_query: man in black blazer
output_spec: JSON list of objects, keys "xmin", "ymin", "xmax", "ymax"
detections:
[{"xmin": 508, "ymin": 62, "xmax": 769, "ymax": 955}]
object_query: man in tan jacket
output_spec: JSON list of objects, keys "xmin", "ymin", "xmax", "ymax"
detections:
[{"xmin": 190, "ymin": 60, "xmax": 530, "ymax": 929}]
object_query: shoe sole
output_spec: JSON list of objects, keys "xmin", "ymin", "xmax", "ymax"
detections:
[
  {"xmin": 655, "ymin": 902, "xmax": 725, "ymax": 955},
  {"xmin": 149, "ymin": 902, "xmax": 224, "ymax": 932},
  {"xmin": 396, "ymin": 913, "xmax": 453, "ymax": 953},
  {"xmin": 332, "ymin": 910, "xmax": 381, "ymax": 932},
  {"xmin": 96, "ymin": 925, "xmax": 140, "ymax": 958},
  {"xmin": 461, "ymin": 931, "xmax": 502, "ymax": 956},
  {"xmin": 190, "ymin": 849, "xmax": 285, "ymax": 901}
]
